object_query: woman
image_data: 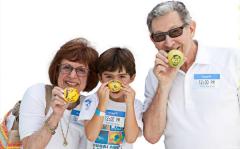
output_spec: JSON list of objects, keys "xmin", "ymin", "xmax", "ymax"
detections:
[{"xmin": 19, "ymin": 38, "xmax": 99, "ymax": 149}]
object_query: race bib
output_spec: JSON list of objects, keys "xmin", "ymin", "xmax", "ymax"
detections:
[
  {"xmin": 71, "ymin": 109, "xmax": 84, "ymax": 126},
  {"xmin": 193, "ymin": 74, "xmax": 220, "ymax": 89},
  {"xmin": 93, "ymin": 110, "xmax": 126, "ymax": 149}
]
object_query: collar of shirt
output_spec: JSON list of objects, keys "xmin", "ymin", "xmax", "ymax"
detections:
[{"xmin": 194, "ymin": 42, "xmax": 211, "ymax": 65}]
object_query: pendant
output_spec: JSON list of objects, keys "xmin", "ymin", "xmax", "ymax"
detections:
[{"xmin": 63, "ymin": 138, "xmax": 68, "ymax": 146}]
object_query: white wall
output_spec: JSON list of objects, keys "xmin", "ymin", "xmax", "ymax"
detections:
[{"xmin": 0, "ymin": 0, "xmax": 239, "ymax": 148}]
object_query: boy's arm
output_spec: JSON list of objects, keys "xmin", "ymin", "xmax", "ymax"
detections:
[
  {"xmin": 124, "ymin": 102, "xmax": 139, "ymax": 143},
  {"xmin": 84, "ymin": 103, "xmax": 106, "ymax": 142},
  {"xmin": 84, "ymin": 82, "xmax": 109, "ymax": 142},
  {"xmin": 122, "ymin": 84, "xmax": 139, "ymax": 143}
]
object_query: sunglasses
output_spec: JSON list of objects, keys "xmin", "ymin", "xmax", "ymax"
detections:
[
  {"xmin": 151, "ymin": 23, "xmax": 188, "ymax": 42},
  {"xmin": 59, "ymin": 64, "xmax": 89, "ymax": 77}
]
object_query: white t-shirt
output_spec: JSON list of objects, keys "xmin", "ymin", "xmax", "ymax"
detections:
[
  {"xmin": 19, "ymin": 83, "xmax": 86, "ymax": 149},
  {"xmin": 143, "ymin": 45, "xmax": 240, "ymax": 149},
  {"xmin": 79, "ymin": 93, "xmax": 143, "ymax": 149}
]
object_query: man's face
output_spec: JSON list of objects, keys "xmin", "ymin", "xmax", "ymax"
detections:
[
  {"xmin": 99, "ymin": 68, "xmax": 134, "ymax": 100},
  {"xmin": 150, "ymin": 11, "xmax": 195, "ymax": 56}
]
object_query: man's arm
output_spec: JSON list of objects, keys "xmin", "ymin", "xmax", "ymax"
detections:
[
  {"xmin": 143, "ymin": 83, "xmax": 168, "ymax": 144},
  {"xmin": 143, "ymin": 50, "xmax": 178, "ymax": 144}
]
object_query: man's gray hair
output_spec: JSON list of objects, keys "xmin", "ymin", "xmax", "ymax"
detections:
[{"xmin": 147, "ymin": 1, "xmax": 192, "ymax": 33}]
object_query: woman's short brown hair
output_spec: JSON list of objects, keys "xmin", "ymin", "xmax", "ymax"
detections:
[{"xmin": 48, "ymin": 38, "xmax": 99, "ymax": 92}]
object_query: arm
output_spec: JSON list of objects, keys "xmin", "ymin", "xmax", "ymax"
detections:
[
  {"xmin": 84, "ymin": 82, "xmax": 109, "ymax": 142},
  {"xmin": 21, "ymin": 86, "xmax": 66, "ymax": 149},
  {"xmin": 143, "ymin": 83, "xmax": 169, "ymax": 144},
  {"xmin": 122, "ymin": 84, "xmax": 139, "ymax": 143},
  {"xmin": 143, "ymin": 50, "xmax": 178, "ymax": 144},
  {"xmin": 22, "ymin": 113, "xmax": 60, "ymax": 149}
]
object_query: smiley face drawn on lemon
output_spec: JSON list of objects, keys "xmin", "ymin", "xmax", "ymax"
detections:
[
  {"xmin": 168, "ymin": 49, "xmax": 184, "ymax": 68},
  {"xmin": 63, "ymin": 88, "xmax": 79, "ymax": 103},
  {"xmin": 108, "ymin": 80, "xmax": 122, "ymax": 93}
]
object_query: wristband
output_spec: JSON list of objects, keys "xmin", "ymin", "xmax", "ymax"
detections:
[
  {"xmin": 45, "ymin": 121, "xmax": 57, "ymax": 135},
  {"xmin": 95, "ymin": 108, "xmax": 105, "ymax": 117}
]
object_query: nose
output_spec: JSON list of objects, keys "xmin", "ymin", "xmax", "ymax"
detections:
[
  {"xmin": 69, "ymin": 68, "xmax": 78, "ymax": 78},
  {"xmin": 163, "ymin": 35, "xmax": 175, "ymax": 48}
]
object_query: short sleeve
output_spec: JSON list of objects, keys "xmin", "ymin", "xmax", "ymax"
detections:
[
  {"xmin": 143, "ymin": 69, "xmax": 158, "ymax": 112},
  {"xmin": 19, "ymin": 84, "xmax": 46, "ymax": 140},
  {"xmin": 134, "ymin": 99, "xmax": 143, "ymax": 132},
  {"xmin": 78, "ymin": 93, "xmax": 98, "ymax": 121}
]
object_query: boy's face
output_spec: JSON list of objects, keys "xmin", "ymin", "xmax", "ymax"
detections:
[{"xmin": 99, "ymin": 68, "xmax": 135, "ymax": 100}]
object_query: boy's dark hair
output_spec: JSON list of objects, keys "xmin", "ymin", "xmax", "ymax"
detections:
[{"xmin": 97, "ymin": 47, "xmax": 136, "ymax": 77}]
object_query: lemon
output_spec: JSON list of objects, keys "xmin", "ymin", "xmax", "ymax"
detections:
[
  {"xmin": 108, "ymin": 80, "xmax": 122, "ymax": 92},
  {"xmin": 64, "ymin": 88, "xmax": 79, "ymax": 103},
  {"xmin": 168, "ymin": 49, "xmax": 184, "ymax": 68}
]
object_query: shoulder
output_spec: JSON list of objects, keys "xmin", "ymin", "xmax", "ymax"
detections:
[
  {"xmin": 145, "ymin": 68, "xmax": 158, "ymax": 86},
  {"xmin": 134, "ymin": 99, "xmax": 143, "ymax": 107},
  {"xmin": 134, "ymin": 99, "xmax": 143, "ymax": 113},
  {"xmin": 24, "ymin": 83, "xmax": 46, "ymax": 95},
  {"xmin": 22, "ymin": 83, "xmax": 45, "ymax": 100},
  {"xmin": 146, "ymin": 68, "xmax": 154, "ymax": 77},
  {"xmin": 21, "ymin": 83, "xmax": 46, "ymax": 110},
  {"xmin": 204, "ymin": 46, "xmax": 238, "ymax": 62}
]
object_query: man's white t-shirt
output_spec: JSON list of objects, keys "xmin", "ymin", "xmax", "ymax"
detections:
[
  {"xmin": 144, "ymin": 46, "xmax": 240, "ymax": 149},
  {"xmin": 79, "ymin": 93, "xmax": 143, "ymax": 149},
  {"xmin": 19, "ymin": 83, "xmax": 86, "ymax": 149}
]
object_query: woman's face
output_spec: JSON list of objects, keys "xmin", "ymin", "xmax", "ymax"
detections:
[{"xmin": 57, "ymin": 59, "xmax": 89, "ymax": 92}]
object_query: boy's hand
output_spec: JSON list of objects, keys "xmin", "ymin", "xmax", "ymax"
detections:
[
  {"xmin": 97, "ymin": 82, "xmax": 110, "ymax": 110},
  {"xmin": 122, "ymin": 84, "xmax": 135, "ymax": 106}
]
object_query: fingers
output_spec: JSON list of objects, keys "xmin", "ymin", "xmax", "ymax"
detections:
[
  {"xmin": 121, "ymin": 84, "xmax": 131, "ymax": 92},
  {"xmin": 97, "ymin": 82, "xmax": 110, "ymax": 103},
  {"xmin": 154, "ymin": 64, "xmax": 167, "ymax": 73},
  {"xmin": 52, "ymin": 96, "xmax": 66, "ymax": 107},
  {"xmin": 155, "ymin": 50, "xmax": 169, "ymax": 71},
  {"xmin": 51, "ymin": 86, "xmax": 66, "ymax": 107},
  {"xmin": 52, "ymin": 86, "xmax": 64, "ymax": 99},
  {"xmin": 121, "ymin": 84, "xmax": 135, "ymax": 96},
  {"xmin": 156, "ymin": 50, "xmax": 168, "ymax": 64},
  {"xmin": 99, "ymin": 82, "xmax": 109, "ymax": 91}
]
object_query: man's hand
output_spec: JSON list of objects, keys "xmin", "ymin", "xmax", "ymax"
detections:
[{"xmin": 154, "ymin": 50, "xmax": 178, "ymax": 91}]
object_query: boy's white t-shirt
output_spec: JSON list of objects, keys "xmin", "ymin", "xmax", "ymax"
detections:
[
  {"xmin": 19, "ymin": 83, "xmax": 86, "ymax": 149},
  {"xmin": 79, "ymin": 93, "xmax": 143, "ymax": 149}
]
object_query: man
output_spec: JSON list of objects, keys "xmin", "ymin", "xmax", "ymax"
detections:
[{"xmin": 143, "ymin": 1, "xmax": 240, "ymax": 149}]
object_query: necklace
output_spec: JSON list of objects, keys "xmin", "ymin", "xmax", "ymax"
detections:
[{"xmin": 60, "ymin": 112, "xmax": 71, "ymax": 146}]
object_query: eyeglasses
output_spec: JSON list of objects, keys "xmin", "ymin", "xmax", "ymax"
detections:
[
  {"xmin": 59, "ymin": 64, "xmax": 89, "ymax": 77},
  {"xmin": 151, "ymin": 23, "xmax": 188, "ymax": 42}
]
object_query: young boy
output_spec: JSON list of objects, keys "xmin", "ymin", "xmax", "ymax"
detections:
[{"xmin": 79, "ymin": 47, "xmax": 143, "ymax": 149}]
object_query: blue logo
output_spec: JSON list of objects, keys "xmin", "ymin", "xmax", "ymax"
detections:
[{"xmin": 84, "ymin": 99, "xmax": 92, "ymax": 110}]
